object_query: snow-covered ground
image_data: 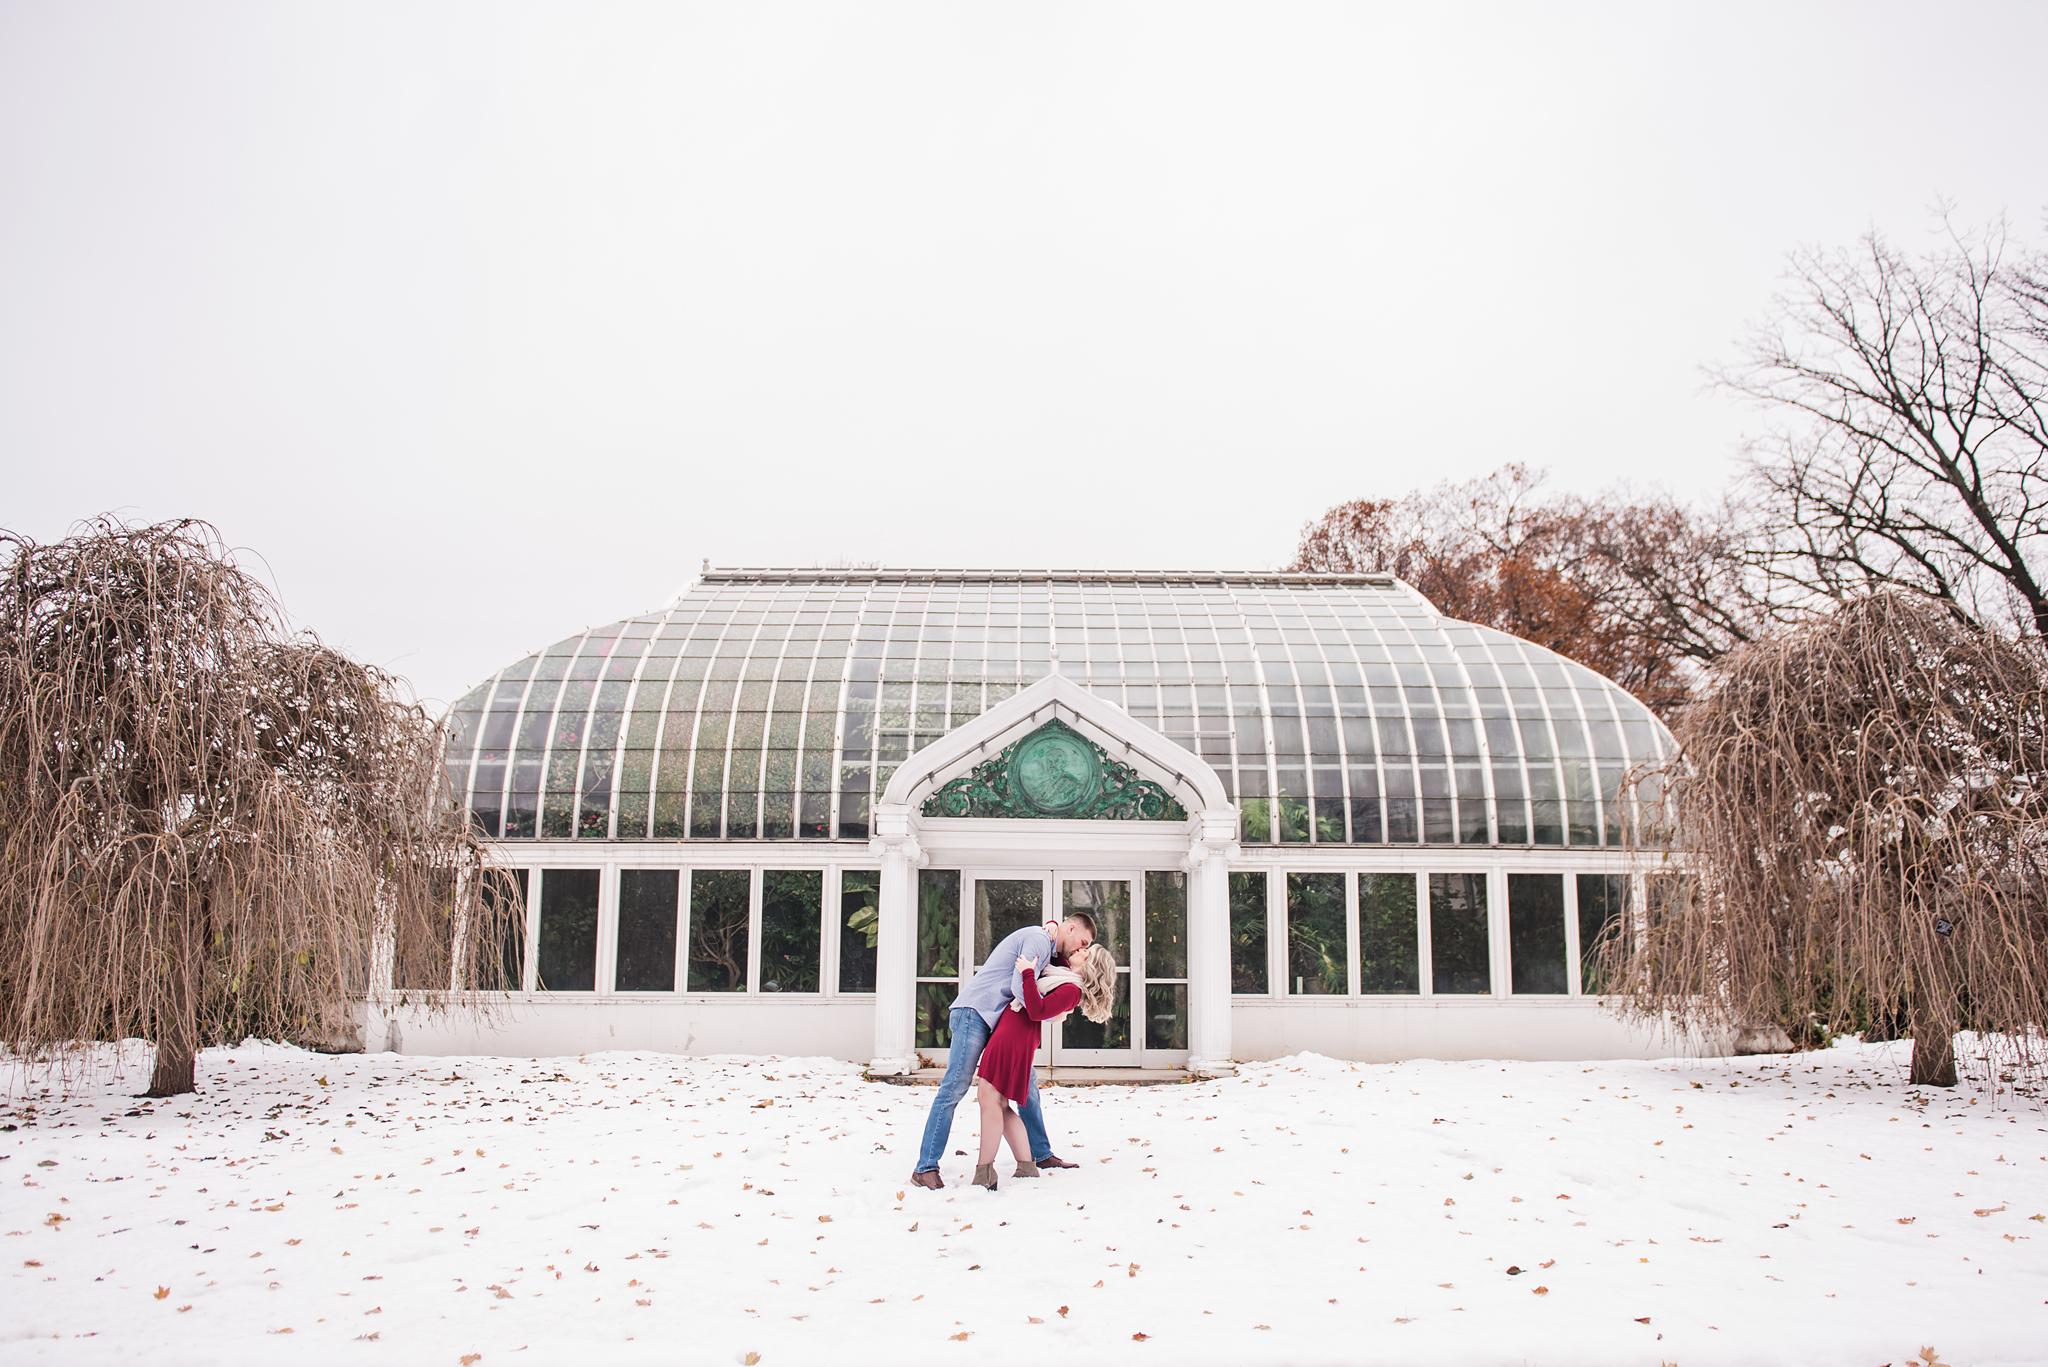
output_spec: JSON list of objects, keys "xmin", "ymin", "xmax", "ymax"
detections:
[{"xmin": 3, "ymin": 1040, "xmax": 2044, "ymax": 1367}]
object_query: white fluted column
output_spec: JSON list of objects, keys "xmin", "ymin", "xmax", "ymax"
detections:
[
  {"xmin": 1185, "ymin": 810, "xmax": 1239, "ymax": 1075},
  {"xmin": 868, "ymin": 802, "xmax": 924, "ymax": 1075}
]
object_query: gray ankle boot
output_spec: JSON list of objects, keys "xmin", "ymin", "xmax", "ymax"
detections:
[
  {"xmin": 971, "ymin": 1163, "xmax": 999, "ymax": 1190},
  {"xmin": 1012, "ymin": 1160, "xmax": 1040, "ymax": 1178}
]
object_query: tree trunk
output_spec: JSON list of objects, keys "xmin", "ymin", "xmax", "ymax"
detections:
[
  {"xmin": 147, "ymin": 1035, "xmax": 196, "ymax": 1097},
  {"xmin": 1909, "ymin": 1026, "xmax": 1957, "ymax": 1088},
  {"xmin": 146, "ymin": 911, "xmax": 203, "ymax": 1097}
]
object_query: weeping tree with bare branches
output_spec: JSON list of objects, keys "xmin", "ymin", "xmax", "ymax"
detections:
[
  {"xmin": 0, "ymin": 519, "xmax": 516, "ymax": 1097},
  {"xmin": 1603, "ymin": 592, "xmax": 2048, "ymax": 1086}
]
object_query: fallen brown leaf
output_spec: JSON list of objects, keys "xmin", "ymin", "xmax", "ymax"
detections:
[
  {"xmin": 1532, "ymin": 1286, "xmax": 1549, "ymax": 1295},
  {"xmin": 1132, "ymin": 1332, "xmax": 1150, "ymax": 1341}
]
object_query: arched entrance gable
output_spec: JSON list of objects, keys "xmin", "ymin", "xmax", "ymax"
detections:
[
  {"xmin": 876, "ymin": 671, "xmax": 1231, "ymax": 817},
  {"xmin": 867, "ymin": 673, "xmax": 1239, "ymax": 1077}
]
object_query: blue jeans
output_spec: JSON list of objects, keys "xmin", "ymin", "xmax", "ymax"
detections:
[{"xmin": 913, "ymin": 1007, "xmax": 1050, "ymax": 1171}]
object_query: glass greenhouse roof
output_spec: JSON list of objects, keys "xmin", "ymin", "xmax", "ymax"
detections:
[{"xmin": 444, "ymin": 569, "xmax": 1672, "ymax": 849}]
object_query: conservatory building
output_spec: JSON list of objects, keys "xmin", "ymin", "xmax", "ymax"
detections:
[{"xmin": 381, "ymin": 568, "xmax": 1697, "ymax": 1073}]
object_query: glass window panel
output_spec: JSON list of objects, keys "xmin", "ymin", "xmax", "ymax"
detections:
[
  {"xmin": 1313, "ymin": 796, "xmax": 1348, "ymax": 843},
  {"xmin": 504, "ymin": 791, "xmax": 538, "ymax": 839},
  {"xmin": 536, "ymin": 867, "xmax": 599, "ymax": 992},
  {"xmin": 1531, "ymin": 800, "xmax": 1565, "ymax": 846},
  {"xmin": 726, "ymin": 791, "xmax": 759, "ymax": 840},
  {"xmin": 975, "ymin": 878, "xmax": 1045, "ymax": 962},
  {"xmin": 1385, "ymin": 796, "xmax": 1419, "ymax": 844},
  {"xmin": 918, "ymin": 868, "xmax": 961, "ymax": 977},
  {"xmin": 1239, "ymin": 795, "xmax": 1271, "ymax": 843},
  {"xmin": 615, "ymin": 869, "xmax": 678, "ymax": 992},
  {"xmin": 616, "ymin": 789, "xmax": 650, "ymax": 839},
  {"xmin": 650, "ymin": 791, "xmax": 687, "ymax": 839},
  {"xmin": 1577, "ymin": 873, "xmax": 1631, "ymax": 993},
  {"xmin": 1348, "ymin": 796, "xmax": 1383, "ymax": 843},
  {"xmin": 1429, "ymin": 872, "xmax": 1491, "ymax": 994},
  {"xmin": 1145, "ymin": 982, "xmax": 1187, "ymax": 1050},
  {"xmin": 540, "ymin": 791, "xmax": 575, "ymax": 839},
  {"xmin": 1229, "ymin": 871, "xmax": 1268, "ymax": 994},
  {"xmin": 687, "ymin": 869, "xmax": 750, "ymax": 992},
  {"xmin": 1062, "ymin": 972, "xmax": 1130, "ymax": 1050},
  {"xmin": 760, "ymin": 870, "xmax": 822, "ymax": 992},
  {"xmin": 838, "ymin": 791, "xmax": 870, "ymax": 840},
  {"xmin": 1062, "ymin": 879, "xmax": 1129, "ymax": 966},
  {"xmin": 1277, "ymin": 793, "xmax": 1311, "ymax": 843},
  {"xmin": 1567, "ymin": 798, "xmax": 1600, "ymax": 846},
  {"xmin": 1358, "ymin": 872, "xmax": 1419, "ymax": 993},
  {"xmin": 689, "ymin": 791, "xmax": 721, "ymax": 838},
  {"xmin": 1144, "ymin": 871, "xmax": 1187, "ymax": 978},
  {"xmin": 1508, "ymin": 874, "xmax": 1568, "ymax": 994},
  {"xmin": 1269, "ymin": 712, "xmax": 1304, "ymax": 759},
  {"xmin": 1285, "ymin": 872, "xmax": 1346, "ymax": 995},
  {"xmin": 799, "ymin": 791, "xmax": 831, "ymax": 839},
  {"xmin": 1494, "ymin": 795, "xmax": 1528, "ymax": 844},
  {"xmin": 839, "ymin": 870, "xmax": 880, "ymax": 991},
  {"xmin": 1422, "ymin": 797, "xmax": 1456, "ymax": 844},
  {"xmin": 485, "ymin": 868, "xmax": 527, "ymax": 991},
  {"xmin": 759, "ymin": 791, "xmax": 794, "ymax": 840},
  {"xmin": 916, "ymin": 982, "xmax": 956, "ymax": 1051},
  {"xmin": 480, "ymin": 707, "xmax": 516, "ymax": 751},
  {"xmin": 1458, "ymin": 798, "xmax": 1490, "ymax": 844}
]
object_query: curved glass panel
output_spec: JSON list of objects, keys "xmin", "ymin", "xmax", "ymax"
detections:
[{"xmin": 448, "ymin": 571, "xmax": 1673, "ymax": 847}]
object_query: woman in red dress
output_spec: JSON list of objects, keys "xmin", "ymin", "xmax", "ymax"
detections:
[{"xmin": 971, "ymin": 942, "xmax": 1116, "ymax": 1190}]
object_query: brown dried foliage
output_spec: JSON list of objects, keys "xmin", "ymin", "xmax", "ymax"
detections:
[
  {"xmin": 1290, "ymin": 465, "xmax": 1757, "ymax": 716},
  {"xmin": 0, "ymin": 519, "xmax": 515, "ymax": 1096},
  {"xmin": 1601, "ymin": 592, "xmax": 2048, "ymax": 1085}
]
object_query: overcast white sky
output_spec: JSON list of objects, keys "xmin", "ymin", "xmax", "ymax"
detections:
[{"xmin": 4, "ymin": 2, "xmax": 2044, "ymax": 708}]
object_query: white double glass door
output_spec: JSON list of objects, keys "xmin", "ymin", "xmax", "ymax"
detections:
[{"xmin": 965, "ymin": 869, "xmax": 1187, "ymax": 1068}]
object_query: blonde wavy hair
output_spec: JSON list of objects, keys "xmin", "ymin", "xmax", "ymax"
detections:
[{"xmin": 1073, "ymin": 941, "xmax": 1117, "ymax": 1024}]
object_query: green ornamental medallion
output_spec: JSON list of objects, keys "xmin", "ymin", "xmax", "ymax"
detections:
[
  {"xmin": 1008, "ymin": 725, "xmax": 1102, "ymax": 816},
  {"xmin": 922, "ymin": 718, "xmax": 1188, "ymax": 821}
]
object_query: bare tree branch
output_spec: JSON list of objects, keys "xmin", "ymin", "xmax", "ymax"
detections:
[{"xmin": 1717, "ymin": 221, "xmax": 2048, "ymax": 640}]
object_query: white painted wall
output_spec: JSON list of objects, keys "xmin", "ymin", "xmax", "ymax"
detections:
[
  {"xmin": 366, "ymin": 995, "xmax": 1723, "ymax": 1065},
  {"xmin": 1228, "ymin": 1000, "xmax": 1724, "ymax": 1064},
  {"xmin": 376, "ymin": 997, "xmax": 877, "ymax": 1061}
]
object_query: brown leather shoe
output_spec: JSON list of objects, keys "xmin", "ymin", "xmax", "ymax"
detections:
[
  {"xmin": 1035, "ymin": 1153, "xmax": 1079, "ymax": 1170},
  {"xmin": 909, "ymin": 1168, "xmax": 944, "ymax": 1190}
]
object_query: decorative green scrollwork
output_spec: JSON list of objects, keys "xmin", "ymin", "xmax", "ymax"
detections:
[{"xmin": 922, "ymin": 718, "xmax": 1188, "ymax": 821}]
